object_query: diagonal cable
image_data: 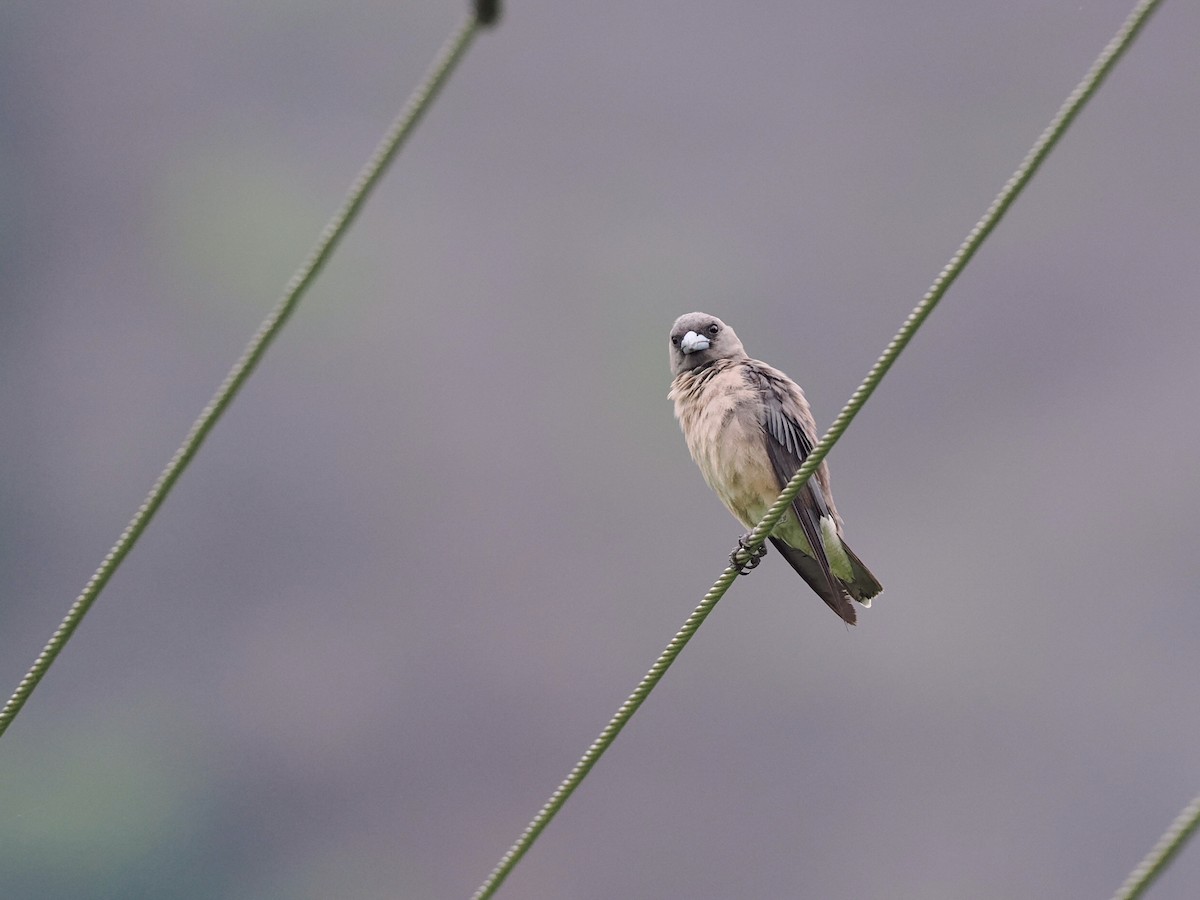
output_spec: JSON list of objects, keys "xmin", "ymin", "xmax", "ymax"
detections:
[
  {"xmin": 0, "ymin": 3, "xmax": 500, "ymax": 740},
  {"xmin": 469, "ymin": 1, "xmax": 1164, "ymax": 896},
  {"xmin": 1111, "ymin": 792, "xmax": 1200, "ymax": 900}
]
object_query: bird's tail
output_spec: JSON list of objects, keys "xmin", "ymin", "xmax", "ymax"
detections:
[
  {"xmin": 769, "ymin": 537, "xmax": 881, "ymax": 626},
  {"xmin": 840, "ymin": 543, "xmax": 882, "ymax": 606}
]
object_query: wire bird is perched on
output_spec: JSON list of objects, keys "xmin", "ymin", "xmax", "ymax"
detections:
[{"xmin": 668, "ymin": 312, "xmax": 882, "ymax": 624}]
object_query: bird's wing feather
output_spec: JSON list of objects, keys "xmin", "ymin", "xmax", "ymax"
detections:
[
  {"xmin": 769, "ymin": 536, "xmax": 857, "ymax": 624},
  {"xmin": 747, "ymin": 362, "xmax": 851, "ymax": 614}
]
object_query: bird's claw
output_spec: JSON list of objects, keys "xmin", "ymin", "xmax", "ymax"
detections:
[{"xmin": 730, "ymin": 534, "xmax": 767, "ymax": 575}]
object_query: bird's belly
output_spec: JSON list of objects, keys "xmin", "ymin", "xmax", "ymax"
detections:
[
  {"xmin": 685, "ymin": 416, "xmax": 810, "ymax": 555},
  {"xmin": 690, "ymin": 415, "xmax": 779, "ymax": 528}
]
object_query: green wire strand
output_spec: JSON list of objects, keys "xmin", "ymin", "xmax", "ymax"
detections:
[
  {"xmin": 1112, "ymin": 792, "xmax": 1200, "ymax": 900},
  {"xmin": 469, "ymin": 1, "xmax": 1164, "ymax": 897},
  {"xmin": 0, "ymin": 9, "xmax": 493, "ymax": 740}
]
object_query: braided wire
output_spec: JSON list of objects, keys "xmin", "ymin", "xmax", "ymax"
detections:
[
  {"xmin": 1111, "ymin": 792, "xmax": 1200, "ymax": 900},
  {"xmin": 0, "ymin": 9, "xmax": 491, "ymax": 739},
  {"xmin": 469, "ymin": 1, "xmax": 1165, "ymax": 896},
  {"xmin": 734, "ymin": 0, "xmax": 1163, "ymax": 566}
]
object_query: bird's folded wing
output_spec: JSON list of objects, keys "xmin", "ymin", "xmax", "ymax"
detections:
[{"xmin": 749, "ymin": 364, "xmax": 845, "ymax": 601}]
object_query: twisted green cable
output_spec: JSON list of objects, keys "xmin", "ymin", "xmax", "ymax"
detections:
[
  {"xmin": 0, "ymin": 8, "xmax": 496, "ymax": 740},
  {"xmin": 470, "ymin": 1, "xmax": 1164, "ymax": 897},
  {"xmin": 1112, "ymin": 792, "xmax": 1200, "ymax": 900}
]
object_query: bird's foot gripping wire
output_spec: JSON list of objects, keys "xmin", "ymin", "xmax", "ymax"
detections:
[{"xmin": 730, "ymin": 534, "xmax": 767, "ymax": 575}]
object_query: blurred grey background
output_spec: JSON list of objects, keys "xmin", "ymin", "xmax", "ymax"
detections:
[{"xmin": 2, "ymin": 2, "xmax": 1198, "ymax": 898}]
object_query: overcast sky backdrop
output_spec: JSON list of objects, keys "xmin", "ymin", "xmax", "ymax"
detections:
[{"xmin": 2, "ymin": 2, "xmax": 1198, "ymax": 898}]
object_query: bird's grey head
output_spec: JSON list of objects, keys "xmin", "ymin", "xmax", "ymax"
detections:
[{"xmin": 668, "ymin": 312, "xmax": 746, "ymax": 377}]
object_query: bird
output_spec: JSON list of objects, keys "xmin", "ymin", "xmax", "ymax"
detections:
[{"xmin": 668, "ymin": 312, "xmax": 881, "ymax": 624}]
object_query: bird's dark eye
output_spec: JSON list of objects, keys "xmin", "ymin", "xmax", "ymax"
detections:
[
  {"xmin": 671, "ymin": 335, "xmax": 681, "ymax": 346},
  {"xmin": 707, "ymin": 324, "xmax": 719, "ymax": 335}
]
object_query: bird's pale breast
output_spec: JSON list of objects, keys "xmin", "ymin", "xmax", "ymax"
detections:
[{"xmin": 670, "ymin": 361, "xmax": 783, "ymax": 531}]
